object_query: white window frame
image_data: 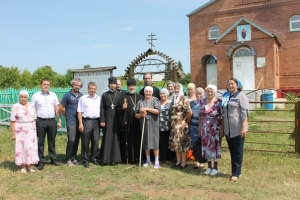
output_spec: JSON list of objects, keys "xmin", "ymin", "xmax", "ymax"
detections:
[
  {"xmin": 290, "ymin": 15, "xmax": 300, "ymax": 32},
  {"xmin": 209, "ymin": 25, "xmax": 219, "ymax": 40}
]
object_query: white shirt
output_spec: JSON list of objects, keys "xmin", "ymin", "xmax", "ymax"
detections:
[
  {"xmin": 77, "ymin": 94, "xmax": 101, "ymax": 119},
  {"xmin": 31, "ymin": 91, "xmax": 59, "ymax": 118}
]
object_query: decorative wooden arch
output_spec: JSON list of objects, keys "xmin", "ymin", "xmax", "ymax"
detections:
[{"xmin": 124, "ymin": 48, "xmax": 185, "ymax": 82}]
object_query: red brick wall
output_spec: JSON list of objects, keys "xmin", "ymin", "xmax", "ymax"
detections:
[{"xmin": 188, "ymin": 0, "xmax": 300, "ymax": 89}]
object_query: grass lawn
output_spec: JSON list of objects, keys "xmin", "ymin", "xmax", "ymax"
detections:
[{"xmin": 0, "ymin": 120, "xmax": 300, "ymax": 199}]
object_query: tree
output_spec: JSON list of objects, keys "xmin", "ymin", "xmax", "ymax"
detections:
[
  {"xmin": 65, "ymin": 69, "xmax": 74, "ymax": 86},
  {"xmin": 20, "ymin": 69, "xmax": 34, "ymax": 88},
  {"xmin": 32, "ymin": 65, "xmax": 58, "ymax": 86},
  {"xmin": 179, "ymin": 73, "xmax": 191, "ymax": 86},
  {"xmin": 56, "ymin": 75, "xmax": 68, "ymax": 87},
  {"xmin": 177, "ymin": 61, "xmax": 183, "ymax": 72},
  {"xmin": 84, "ymin": 64, "xmax": 91, "ymax": 69},
  {"xmin": 0, "ymin": 66, "xmax": 21, "ymax": 89},
  {"xmin": 164, "ymin": 62, "xmax": 171, "ymax": 80}
]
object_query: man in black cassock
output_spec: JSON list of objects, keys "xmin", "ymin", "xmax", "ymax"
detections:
[
  {"xmin": 121, "ymin": 78, "xmax": 144, "ymax": 164},
  {"xmin": 139, "ymin": 73, "xmax": 160, "ymax": 100},
  {"xmin": 100, "ymin": 77, "xmax": 122, "ymax": 164}
]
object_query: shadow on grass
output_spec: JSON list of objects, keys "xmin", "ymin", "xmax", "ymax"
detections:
[{"xmin": 0, "ymin": 161, "xmax": 20, "ymax": 172}]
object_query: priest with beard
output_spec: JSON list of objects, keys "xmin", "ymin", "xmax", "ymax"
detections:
[
  {"xmin": 121, "ymin": 78, "xmax": 144, "ymax": 164},
  {"xmin": 100, "ymin": 77, "xmax": 122, "ymax": 164}
]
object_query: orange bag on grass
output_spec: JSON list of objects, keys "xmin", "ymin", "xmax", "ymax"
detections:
[{"xmin": 186, "ymin": 148, "xmax": 195, "ymax": 161}]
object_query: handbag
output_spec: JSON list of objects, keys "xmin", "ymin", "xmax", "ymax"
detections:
[
  {"xmin": 192, "ymin": 138, "xmax": 207, "ymax": 163},
  {"xmin": 186, "ymin": 148, "xmax": 195, "ymax": 161}
]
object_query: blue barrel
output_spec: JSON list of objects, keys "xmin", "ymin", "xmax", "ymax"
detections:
[{"xmin": 261, "ymin": 93, "xmax": 273, "ymax": 110}]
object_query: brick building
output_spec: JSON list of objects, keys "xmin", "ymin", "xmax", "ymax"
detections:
[{"xmin": 187, "ymin": 0, "xmax": 300, "ymax": 93}]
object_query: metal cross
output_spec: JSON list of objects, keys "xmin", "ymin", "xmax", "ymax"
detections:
[{"xmin": 147, "ymin": 32, "xmax": 157, "ymax": 50}]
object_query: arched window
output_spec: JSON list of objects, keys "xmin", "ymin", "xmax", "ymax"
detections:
[
  {"xmin": 290, "ymin": 15, "xmax": 300, "ymax": 31},
  {"xmin": 234, "ymin": 48, "xmax": 254, "ymax": 57},
  {"xmin": 209, "ymin": 25, "xmax": 219, "ymax": 40}
]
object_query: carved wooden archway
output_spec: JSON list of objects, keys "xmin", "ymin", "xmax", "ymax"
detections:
[{"xmin": 124, "ymin": 48, "xmax": 185, "ymax": 83}]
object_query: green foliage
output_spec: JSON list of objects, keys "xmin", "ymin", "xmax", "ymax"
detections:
[
  {"xmin": 285, "ymin": 92, "xmax": 299, "ymax": 101},
  {"xmin": 177, "ymin": 61, "xmax": 183, "ymax": 71},
  {"xmin": 65, "ymin": 69, "xmax": 74, "ymax": 86},
  {"xmin": 179, "ymin": 73, "xmax": 191, "ymax": 85},
  {"xmin": 20, "ymin": 69, "xmax": 35, "ymax": 88},
  {"xmin": 0, "ymin": 66, "xmax": 21, "ymax": 89},
  {"xmin": 32, "ymin": 65, "xmax": 58, "ymax": 86}
]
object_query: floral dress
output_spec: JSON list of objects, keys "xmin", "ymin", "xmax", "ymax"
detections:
[
  {"xmin": 199, "ymin": 98, "xmax": 222, "ymax": 160},
  {"xmin": 10, "ymin": 102, "xmax": 39, "ymax": 165},
  {"xmin": 169, "ymin": 95, "xmax": 191, "ymax": 152}
]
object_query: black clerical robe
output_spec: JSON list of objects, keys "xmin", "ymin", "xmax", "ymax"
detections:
[
  {"xmin": 100, "ymin": 90, "xmax": 122, "ymax": 164},
  {"xmin": 121, "ymin": 92, "xmax": 144, "ymax": 163},
  {"xmin": 139, "ymin": 85, "xmax": 160, "ymax": 100}
]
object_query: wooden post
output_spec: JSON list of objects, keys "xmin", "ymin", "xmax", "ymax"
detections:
[
  {"xmin": 172, "ymin": 68, "xmax": 178, "ymax": 82},
  {"xmin": 295, "ymin": 101, "xmax": 300, "ymax": 153},
  {"xmin": 129, "ymin": 67, "xmax": 134, "ymax": 79}
]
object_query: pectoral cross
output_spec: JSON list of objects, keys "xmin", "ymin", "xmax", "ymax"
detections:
[{"xmin": 111, "ymin": 104, "xmax": 115, "ymax": 110}]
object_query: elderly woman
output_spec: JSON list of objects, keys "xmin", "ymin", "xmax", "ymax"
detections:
[
  {"xmin": 187, "ymin": 83, "xmax": 198, "ymax": 147},
  {"xmin": 169, "ymin": 83, "xmax": 192, "ymax": 169},
  {"xmin": 135, "ymin": 86, "xmax": 161, "ymax": 168},
  {"xmin": 10, "ymin": 90, "xmax": 39, "ymax": 173},
  {"xmin": 222, "ymin": 78, "xmax": 249, "ymax": 182},
  {"xmin": 159, "ymin": 88, "xmax": 172, "ymax": 163},
  {"xmin": 199, "ymin": 84, "xmax": 222, "ymax": 176},
  {"xmin": 190, "ymin": 87, "xmax": 206, "ymax": 169},
  {"xmin": 167, "ymin": 81, "xmax": 175, "ymax": 100}
]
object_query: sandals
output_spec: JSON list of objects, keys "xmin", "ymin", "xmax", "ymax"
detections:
[{"xmin": 230, "ymin": 176, "xmax": 238, "ymax": 182}]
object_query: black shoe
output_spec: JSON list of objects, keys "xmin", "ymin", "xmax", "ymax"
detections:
[
  {"xmin": 37, "ymin": 163, "xmax": 44, "ymax": 170},
  {"xmin": 173, "ymin": 163, "xmax": 181, "ymax": 168},
  {"xmin": 91, "ymin": 159, "xmax": 99, "ymax": 165},
  {"xmin": 180, "ymin": 164, "xmax": 187, "ymax": 169},
  {"xmin": 83, "ymin": 161, "xmax": 89, "ymax": 168},
  {"xmin": 51, "ymin": 160, "xmax": 60, "ymax": 166}
]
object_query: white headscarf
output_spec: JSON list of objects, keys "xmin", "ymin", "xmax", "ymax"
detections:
[
  {"xmin": 144, "ymin": 86, "xmax": 153, "ymax": 93},
  {"xmin": 174, "ymin": 83, "xmax": 184, "ymax": 104},
  {"xmin": 19, "ymin": 90, "xmax": 29, "ymax": 97},
  {"xmin": 205, "ymin": 84, "xmax": 217, "ymax": 96}
]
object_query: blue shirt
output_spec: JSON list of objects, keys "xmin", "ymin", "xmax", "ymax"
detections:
[{"xmin": 61, "ymin": 90, "xmax": 83, "ymax": 125}]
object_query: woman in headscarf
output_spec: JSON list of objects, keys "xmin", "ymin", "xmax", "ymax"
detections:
[
  {"xmin": 199, "ymin": 84, "xmax": 222, "ymax": 176},
  {"xmin": 10, "ymin": 90, "xmax": 39, "ymax": 173},
  {"xmin": 169, "ymin": 83, "xmax": 192, "ymax": 169},
  {"xmin": 222, "ymin": 77, "xmax": 249, "ymax": 182},
  {"xmin": 135, "ymin": 86, "xmax": 161, "ymax": 168},
  {"xmin": 190, "ymin": 87, "xmax": 206, "ymax": 169}
]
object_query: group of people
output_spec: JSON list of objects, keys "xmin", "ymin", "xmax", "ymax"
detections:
[{"xmin": 10, "ymin": 75, "xmax": 249, "ymax": 182}]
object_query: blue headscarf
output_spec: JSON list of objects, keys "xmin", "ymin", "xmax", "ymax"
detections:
[{"xmin": 222, "ymin": 78, "xmax": 242, "ymax": 107}]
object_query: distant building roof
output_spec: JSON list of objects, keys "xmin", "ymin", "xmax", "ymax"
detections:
[{"xmin": 70, "ymin": 66, "xmax": 116, "ymax": 73}]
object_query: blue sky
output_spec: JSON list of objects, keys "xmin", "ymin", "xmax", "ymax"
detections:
[{"xmin": 0, "ymin": 0, "xmax": 209, "ymax": 77}]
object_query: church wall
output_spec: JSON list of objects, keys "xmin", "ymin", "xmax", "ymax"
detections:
[{"xmin": 189, "ymin": 0, "xmax": 300, "ymax": 89}]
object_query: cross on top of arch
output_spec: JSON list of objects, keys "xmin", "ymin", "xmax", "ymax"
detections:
[{"xmin": 147, "ymin": 32, "xmax": 157, "ymax": 50}]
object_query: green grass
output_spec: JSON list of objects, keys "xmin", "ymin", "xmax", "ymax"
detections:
[{"xmin": 1, "ymin": 111, "xmax": 300, "ymax": 200}]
